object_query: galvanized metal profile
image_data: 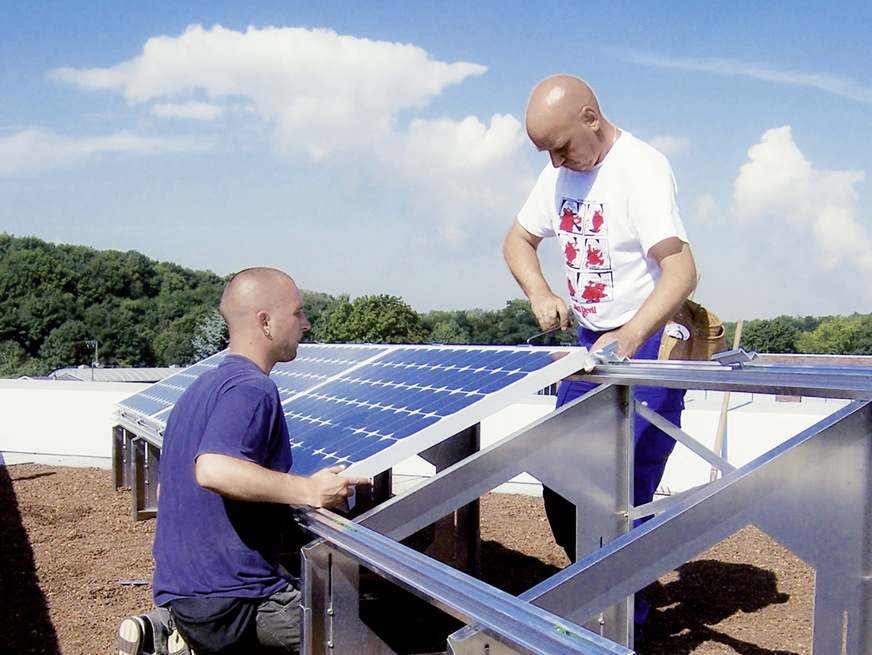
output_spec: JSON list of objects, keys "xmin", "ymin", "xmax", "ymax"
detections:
[
  {"xmin": 573, "ymin": 359, "xmax": 872, "ymax": 399},
  {"xmin": 114, "ymin": 408, "xmax": 165, "ymax": 447},
  {"xmin": 513, "ymin": 398, "xmax": 872, "ymax": 654},
  {"xmin": 297, "ymin": 508, "xmax": 632, "ymax": 655}
]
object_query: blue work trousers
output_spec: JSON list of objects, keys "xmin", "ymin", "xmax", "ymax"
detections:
[
  {"xmin": 543, "ymin": 327, "xmax": 683, "ymax": 626},
  {"xmin": 544, "ymin": 326, "xmax": 684, "ymax": 555}
]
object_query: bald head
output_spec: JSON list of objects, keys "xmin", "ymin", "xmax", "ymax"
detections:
[
  {"xmin": 220, "ymin": 268, "xmax": 294, "ymax": 328},
  {"xmin": 220, "ymin": 267, "xmax": 310, "ymax": 372},
  {"xmin": 525, "ymin": 75, "xmax": 615, "ymax": 172},
  {"xmin": 527, "ymin": 76, "xmax": 599, "ymax": 131}
]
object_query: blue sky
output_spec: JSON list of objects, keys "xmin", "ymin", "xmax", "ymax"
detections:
[{"xmin": 2, "ymin": 1, "xmax": 870, "ymax": 322}]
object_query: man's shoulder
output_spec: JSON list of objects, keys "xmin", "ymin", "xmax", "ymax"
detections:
[
  {"xmin": 186, "ymin": 356, "xmax": 277, "ymax": 403},
  {"xmin": 218, "ymin": 357, "xmax": 279, "ymax": 396},
  {"xmin": 620, "ymin": 132, "xmax": 673, "ymax": 170},
  {"xmin": 532, "ymin": 161, "xmax": 560, "ymax": 187}
]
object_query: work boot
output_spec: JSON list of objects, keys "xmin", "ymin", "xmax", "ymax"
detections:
[
  {"xmin": 167, "ymin": 627, "xmax": 194, "ymax": 655},
  {"xmin": 117, "ymin": 615, "xmax": 149, "ymax": 655}
]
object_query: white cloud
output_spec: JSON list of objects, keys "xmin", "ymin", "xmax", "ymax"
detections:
[
  {"xmin": 50, "ymin": 24, "xmax": 528, "ymax": 246},
  {"xmin": 151, "ymin": 101, "xmax": 223, "ymax": 120},
  {"xmin": 694, "ymin": 194, "xmax": 716, "ymax": 223},
  {"xmin": 53, "ymin": 24, "xmax": 487, "ymax": 158},
  {"xmin": 0, "ymin": 127, "xmax": 205, "ymax": 175},
  {"xmin": 610, "ymin": 48, "xmax": 872, "ymax": 104},
  {"xmin": 648, "ymin": 135, "xmax": 691, "ymax": 156},
  {"xmin": 732, "ymin": 126, "xmax": 871, "ymax": 274},
  {"xmin": 395, "ymin": 113, "xmax": 530, "ymax": 244}
]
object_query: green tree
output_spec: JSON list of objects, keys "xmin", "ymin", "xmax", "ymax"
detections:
[
  {"xmin": 153, "ymin": 314, "xmax": 203, "ymax": 366},
  {"xmin": 796, "ymin": 314, "xmax": 872, "ymax": 355},
  {"xmin": 301, "ymin": 290, "xmax": 346, "ymax": 342},
  {"xmin": 0, "ymin": 234, "xmax": 228, "ymax": 375},
  {"xmin": 494, "ymin": 299, "xmax": 546, "ymax": 345},
  {"xmin": 0, "ymin": 340, "xmax": 44, "ymax": 377},
  {"xmin": 39, "ymin": 320, "xmax": 92, "ymax": 371},
  {"xmin": 97, "ymin": 299, "xmax": 156, "ymax": 367},
  {"xmin": 421, "ymin": 301, "xmax": 575, "ymax": 346},
  {"xmin": 422, "ymin": 311, "xmax": 472, "ymax": 344},
  {"xmin": 15, "ymin": 291, "xmax": 78, "ymax": 354},
  {"xmin": 740, "ymin": 317, "xmax": 802, "ymax": 354},
  {"xmin": 315, "ymin": 294, "xmax": 428, "ymax": 343},
  {"xmin": 191, "ymin": 309, "xmax": 229, "ymax": 359}
]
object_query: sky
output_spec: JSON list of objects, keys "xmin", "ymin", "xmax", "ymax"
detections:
[{"xmin": 1, "ymin": 1, "xmax": 871, "ymax": 322}]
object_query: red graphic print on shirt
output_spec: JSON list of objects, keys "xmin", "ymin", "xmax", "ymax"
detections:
[
  {"xmin": 559, "ymin": 206, "xmax": 581, "ymax": 233},
  {"xmin": 586, "ymin": 242, "xmax": 604, "ymax": 267},
  {"xmin": 590, "ymin": 208, "xmax": 604, "ymax": 233},
  {"xmin": 564, "ymin": 239, "xmax": 580, "ymax": 268},
  {"xmin": 559, "ymin": 198, "xmax": 612, "ymax": 310},
  {"xmin": 582, "ymin": 280, "xmax": 608, "ymax": 303}
]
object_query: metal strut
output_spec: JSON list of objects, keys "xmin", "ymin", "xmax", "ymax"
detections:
[{"xmin": 298, "ymin": 508, "xmax": 632, "ymax": 655}]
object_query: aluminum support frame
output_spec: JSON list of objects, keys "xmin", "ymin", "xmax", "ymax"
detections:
[
  {"xmin": 299, "ymin": 509, "xmax": 632, "ymax": 655},
  {"xmin": 417, "ymin": 425, "xmax": 481, "ymax": 576},
  {"xmin": 352, "ymin": 361, "xmax": 872, "ymax": 653},
  {"xmin": 517, "ymin": 400, "xmax": 872, "ymax": 654},
  {"xmin": 356, "ymin": 384, "xmax": 635, "ymax": 645},
  {"xmin": 301, "ymin": 539, "xmax": 397, "ymax": 655},
  {"xmin": 112, "ymin": 425, "xmax": 133, "ymax": 489},
  {"xmin": 131, "ymin": 437, "xmax": 159, "ymax": 521},
  {"xmin": 112, "ymin": 426, "xmax": 160, "ymax": 521}
]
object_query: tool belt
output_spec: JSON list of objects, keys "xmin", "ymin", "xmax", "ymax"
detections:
[{"xmin": 658, "ymin": 299, "xmax": 727, "ymax": 361}]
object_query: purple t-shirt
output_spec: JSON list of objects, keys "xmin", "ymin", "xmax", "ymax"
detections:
[{"xmin": 152, "ymin": 355, "xmax": 293, "ymax": 606}]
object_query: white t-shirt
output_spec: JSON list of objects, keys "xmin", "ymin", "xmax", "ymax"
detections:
[{"xmin": 517, "ymin": 131, "xmax": 688, "ymax": 331}]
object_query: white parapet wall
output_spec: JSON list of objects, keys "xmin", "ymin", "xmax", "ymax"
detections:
[
  {"xmin": 664, "ymin": 390, "xmax": 849, "ymax": 494},
  {"xmin": 0, "ymin": 380, "xmax": 850, "ymax": 497},
  {"xmin": 0, "ymin": 379, "xmax": 150, "ymax": 468}
]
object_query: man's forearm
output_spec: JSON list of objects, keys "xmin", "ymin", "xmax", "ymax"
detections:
[
  {"xmin": 195, "ymin": 453, "xmax": 369, "ymax": 509},
  {"xmin": 503, "ymin": 221, "xmax": 572, "ymax": 331},
  {"xmin": 195, "ymin": 453, "xmax": 313, "ymax": 505},
  {"xmin": 596, "ymin": 239, "xmax": 697, "ymax": 357},
  {"xmin": 503, "ymin": 222, "xmax": 550, "ymax": 300},
  {"xmin": 629, "ymin": 242, "xmax": 696, "ymax": 337}
]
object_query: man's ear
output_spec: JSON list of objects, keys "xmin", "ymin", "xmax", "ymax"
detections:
[
  {"xmin": 257, "ymin": 310, "xmax": 271, "ymax": 338},
  {"xmin": 580, "ymin": 105, "xmax": 599, "ymax": 129}
]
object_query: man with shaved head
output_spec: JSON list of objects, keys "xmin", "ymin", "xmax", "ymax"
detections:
[
  {"xmin": 135, "ymin": 267, "xmax": 369, "ymax": 654},
  {"xmin": 504, "ymin": 75, "xmax": 697, "ymax": 632}
]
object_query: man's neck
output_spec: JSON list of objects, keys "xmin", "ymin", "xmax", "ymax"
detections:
[{"xmin": 227, "ymin": 346, "xmax": 273, "ymax": 375}]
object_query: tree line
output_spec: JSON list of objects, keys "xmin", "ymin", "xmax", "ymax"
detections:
[
  {"xmin": 1, "ymin": 234, "xmax": 870, "ymax": 378},
  {"xmin": 0, "ymin": 235, "xmax": 561, "ymax": 377}
]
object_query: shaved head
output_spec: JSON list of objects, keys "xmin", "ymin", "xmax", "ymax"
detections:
[
  {"xmin": 527, "ymin": 76, "xmax": 599, "ymax": 130},
  {"xmin": 220, "ymin": 267, "xmax": 294, "ymax": 330},
  {"xmin": 220, "ymin": 267, "xmax": 309, "ymax": 372},
  {"xmin": 525, "ymin": 75, "xmax": 615, "ymax": 172}
]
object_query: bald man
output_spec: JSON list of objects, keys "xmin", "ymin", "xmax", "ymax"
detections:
[
  {"xmin": 145, "ymin": 268, "xmax": 369, "ymax": 654},
  {"xmin": 504, "ymin": 76, "xmax": 695, "ymax": 623}
]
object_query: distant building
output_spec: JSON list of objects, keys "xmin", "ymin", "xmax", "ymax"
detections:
[{"xmin": 47, "ymin": 366, "xmax": 183, "ymax": 383}]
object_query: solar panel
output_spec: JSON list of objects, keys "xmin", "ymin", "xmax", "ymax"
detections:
[{"xmin": 116, "ymin": 344, "xmax": 588, "ymax": 478}]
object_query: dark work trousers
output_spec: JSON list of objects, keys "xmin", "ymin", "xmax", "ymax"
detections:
[{"xmin": 169, "ymin": 583, "xmax": 302, "ymax": 654}]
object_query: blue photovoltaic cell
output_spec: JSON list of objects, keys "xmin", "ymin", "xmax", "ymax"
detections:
[
  {"xmin": 281, "ymin": 347, "xmax": 561, "ymax": 474},
  {"xmin": 271, "ymin": 344, "xmax": 388, "ymax": 394},
  {"xmin": 116, "ymin": 354, "xmax": 225, "ymax": 419},
  {"xmin": 116, "ymin": 345, "xmax": 388, "ymax": 420},
  {"xmin": 116, "ymin": 344, "xmax": 582, "ymax": 476}
]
